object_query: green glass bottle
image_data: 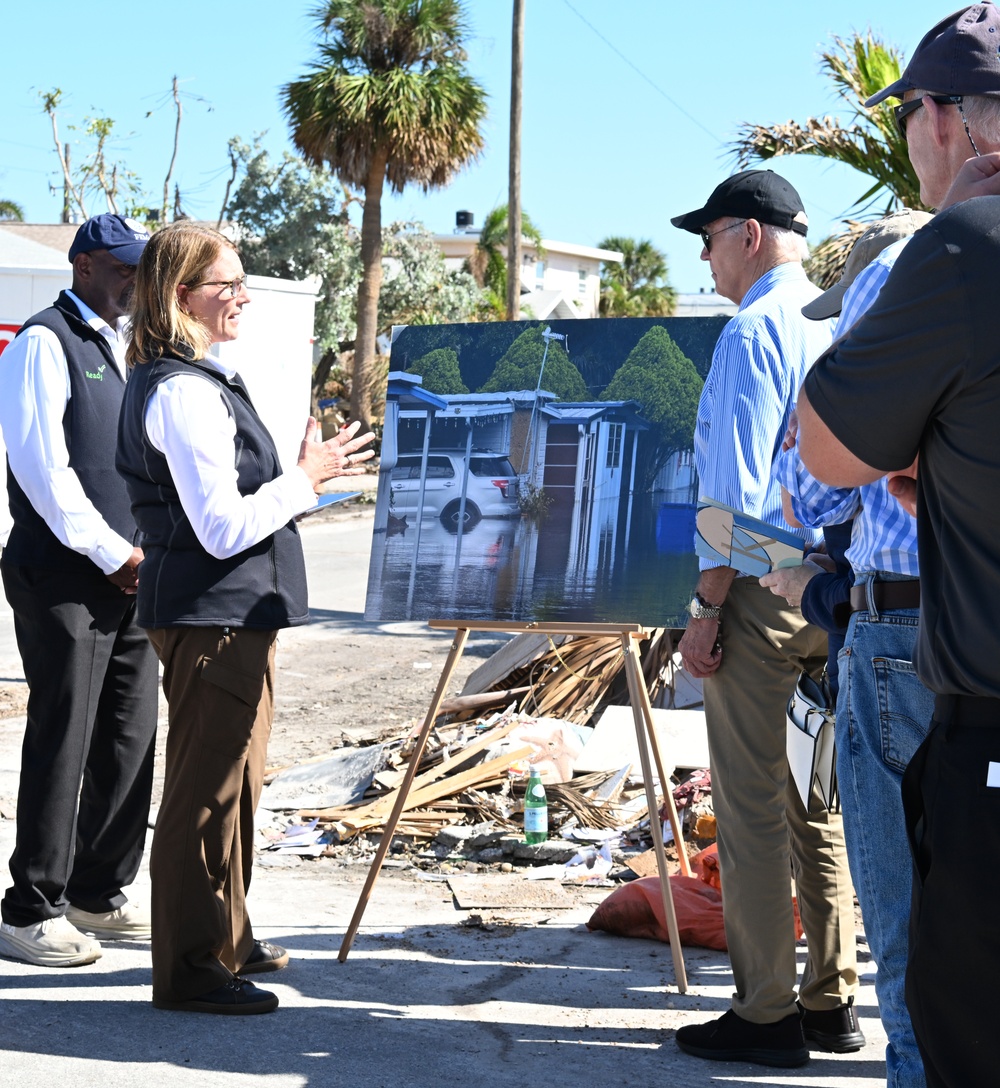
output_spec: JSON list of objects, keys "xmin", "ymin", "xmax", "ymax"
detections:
[{"xmin": 523, "ymin": 766, "xmax": 548, "ymax": 844}]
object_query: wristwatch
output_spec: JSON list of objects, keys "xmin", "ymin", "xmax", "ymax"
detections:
[{"xmin": 687, "ymin": 592, "xmax": 723, "ymax": 621}]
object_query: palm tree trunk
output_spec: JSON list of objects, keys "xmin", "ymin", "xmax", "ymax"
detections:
[{"xmin": 351, "ymin": 150, "xmax": 388, "ymax": 429}]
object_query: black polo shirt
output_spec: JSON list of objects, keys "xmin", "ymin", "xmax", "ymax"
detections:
[{"xmin": 804, "ymin": 196, "xmax": 1000, "ymax": 698}]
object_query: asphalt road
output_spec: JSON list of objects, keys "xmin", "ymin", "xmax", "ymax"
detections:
[{"xmin": 0, "ymin": 508, "xmax": 889, "ymax": 1088}]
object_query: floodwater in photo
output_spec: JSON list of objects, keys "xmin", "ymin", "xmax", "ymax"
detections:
[{"xmin": 364, "ymin": 497, "xmax": 698, "ymax": 626}]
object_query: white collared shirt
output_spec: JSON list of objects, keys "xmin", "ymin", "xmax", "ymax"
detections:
[
  {"xmin": 0, "ymin": 290, "xmax": 134, "ymax": 574},
  {"xmin": 142, "ymin": 354, "xmax": 316, "ymax": 561}
]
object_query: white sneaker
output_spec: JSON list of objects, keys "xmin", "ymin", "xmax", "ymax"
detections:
[
  {"xmin": 66, "ymin": 900, "xmax": 151, "ymax": 940},
  {"xmin": 0, "ymin": 916, "xmax": 102, "ymax": 967}
]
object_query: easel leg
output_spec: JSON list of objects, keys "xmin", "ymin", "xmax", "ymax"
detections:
[
  {"xmin": 622, "ymin": 634, "xmax": 688, "ymax": 992},
  {"xmin": 338, "ymin": 626, "xmax": 471, "ymax": 961},
  {"xmin": 630, "ymin": 638, "xmax": 692, "ymax": 879}
]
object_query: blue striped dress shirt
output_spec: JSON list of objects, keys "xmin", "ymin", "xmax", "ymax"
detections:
[
  {"xmin": 773, "ymin": 238, "xmax": 920, "ymax": 576},
  {"xmin": 695, "ymin": 263, "xmax": 833, "ymax": 572}
]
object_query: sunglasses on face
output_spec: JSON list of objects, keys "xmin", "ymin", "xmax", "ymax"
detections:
[
  {"xmin": 700, "ymin": 220, "xmax": 746, "ymax": 252},
  {"xmin": 893, "ymin": 94, "xmax": 963, "ymax": 140}
]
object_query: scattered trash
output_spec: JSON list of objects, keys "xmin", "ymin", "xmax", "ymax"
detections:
[
  {"xmin": 261, "ymin": 745, "xmax": 385, "ymax": 811},
  {"xmin": 256, "ymin": 630, "xmax": 711, "ymax": 883}
]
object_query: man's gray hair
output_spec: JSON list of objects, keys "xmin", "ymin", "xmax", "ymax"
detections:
[
  {"xmin": 958, "ymin": 94, "xmax": 1000, "ymax": 147},
  {"xmin": 762, "ymin": 222, "xmax": 809, "ymax": 261}
]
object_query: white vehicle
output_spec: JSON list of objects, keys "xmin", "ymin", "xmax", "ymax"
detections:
[{"xmin": 389, "ymin": 452, "xmax": 520, "ymax": 530}]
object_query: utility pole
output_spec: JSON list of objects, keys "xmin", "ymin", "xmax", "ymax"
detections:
[
  {"xmin": 506, "ymin": 0, "xmax": 524, "ymax": 321},
  {"xmin": 62, "ymin": 144, "xmax": 71, "ymax": 224}
]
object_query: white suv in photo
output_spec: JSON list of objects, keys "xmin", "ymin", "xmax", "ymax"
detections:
[{"xmin": 389, "ymin": 452, "xmax": 520, "ymax": 530}]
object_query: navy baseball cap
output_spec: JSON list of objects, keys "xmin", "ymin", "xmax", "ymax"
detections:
[
  {"xmin": 865, "ymin": 4, "xmax": 1000, "ymax": 106},
  {"xmin": 671, "ymin": 169, "xmax": 810, "ymax": 236},
  {"xmin": 68, "ymin": 214, "xmax": 151, "ymax": 265}
]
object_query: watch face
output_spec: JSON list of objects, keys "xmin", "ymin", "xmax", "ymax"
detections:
[{"xmin": 688, "ymin": 595, "xmax": 718, "ymax": 619}]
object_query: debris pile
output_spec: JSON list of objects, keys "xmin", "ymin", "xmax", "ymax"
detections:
[{"xmin": 259, "ymin": 631, "xmax": 713, "ymax": 876}]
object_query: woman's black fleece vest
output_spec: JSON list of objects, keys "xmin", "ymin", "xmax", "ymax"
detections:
[{"xmin": 116, "ymin": 354, "xmax": 308, "ymax": 630}]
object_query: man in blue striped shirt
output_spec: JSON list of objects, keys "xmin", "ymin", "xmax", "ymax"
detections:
[
  {"xmin": 771, "ymin": 214, "xmax": 933, "ymax": 1088},
  {"xmin": 671, "ymin": 169, "xmax": 860, "ymax": 1069}
]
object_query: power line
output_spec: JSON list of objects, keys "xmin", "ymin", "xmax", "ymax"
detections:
[{"xmin": 561, "ymin": 0, "xmax": 721, "ymax": 144}]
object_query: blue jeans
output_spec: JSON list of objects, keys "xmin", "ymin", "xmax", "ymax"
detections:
[
  {"xmin": 837, "ymin": 576, "xmax": 933, "ymax": 1088},
  {"xmin": 840, "ymin": 574, "xmax": 935, "ymax": 1083}
]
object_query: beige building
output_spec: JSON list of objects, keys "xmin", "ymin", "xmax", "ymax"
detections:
[{"xmin": 435, "ymin": 218, "xmax": 622, "ymax": 321}]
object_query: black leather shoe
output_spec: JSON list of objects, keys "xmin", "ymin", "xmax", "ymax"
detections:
[
  {"xmin": 152, "ymin": 977, "xmax": 278, "ymax": 1015},
  {"xmin": 675, "ymin": 1009, "xmax": 809, "ymax": 1067},
  {"xmin": 799, "ymin": 996, "xmax": 866, "ymax": 1052},
  {"xmin": 240, "ymin": 939, "xmax": 289, "ymax": 975}
]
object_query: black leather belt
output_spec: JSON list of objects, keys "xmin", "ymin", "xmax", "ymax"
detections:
[{"xmin": 849, "ymin": 579, "xmax": 920, "ymax": 613}]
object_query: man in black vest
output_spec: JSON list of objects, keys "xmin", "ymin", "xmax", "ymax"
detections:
[{"xmin": 0, "ymin": 214, "xmax": 158, "ymax": 967}]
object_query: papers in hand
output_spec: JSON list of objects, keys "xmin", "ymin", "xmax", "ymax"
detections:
[
  {"xmin": 786, "ymin": 672, "xmax": 838, "ymax": 811},
  {"xmin": 695, "ymin": 497, "xmax": 804, "ymax": 577}
]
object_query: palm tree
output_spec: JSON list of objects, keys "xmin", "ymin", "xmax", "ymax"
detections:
[
  {"xmin": 730, "ymin": 32, "xmax": 928, "ymax": 288},
  {"xmin": 464, "ymin": 204, "xmax": 544, "ymax": 316},
  {"xmin": 0, "ymin": 199, "xmax": 25, "ymax": 222},
  {"xmin": 597, "ymin": 236, "xmax": 676, "ymax": 317},
  {"xmin": 281, "ymin": 0, "xmax": 487, "ymax": 427}
]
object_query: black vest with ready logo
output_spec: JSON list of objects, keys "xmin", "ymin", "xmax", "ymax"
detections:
[
  {"xmin": 116, "ymin": 353, "xmax": 308, "ymax": 630},
  {"xmin": 3, "ymin": 291, "xmax": 137, "ymax": 573}
]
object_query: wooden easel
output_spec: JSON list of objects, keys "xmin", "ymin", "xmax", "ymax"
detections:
[{"xmin": 338, "ymin": 620, "xmax": 691, "ymax": 992}]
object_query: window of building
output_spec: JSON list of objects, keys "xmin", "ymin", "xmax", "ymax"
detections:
[
  {"xmin": 578, "ymin": 268, "xmax": 587, "ymax": 296},
  {"xmin": 606, "ymin": 423, "xmax": 623, "ymax": 469}
]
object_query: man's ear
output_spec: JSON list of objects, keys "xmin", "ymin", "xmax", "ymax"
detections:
[
  {"xmin": 923, "ymin": 95, "xmax": 956, "ymax": 150},
  {"xmin": 73, "ymin": 253, "xmax": 92, "ymax": 282},
  {"xmin": 745, "ymin": 218, "xmax": 763, "ymax": 255}
]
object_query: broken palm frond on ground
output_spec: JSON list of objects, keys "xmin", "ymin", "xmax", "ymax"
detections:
[
  {"xmin": 262, "ymin": 630, "xmax": 711, "ymax": 862},
  {"xmin": 446, "ymin": 628, "xmax": 686, "ymax": 726}
]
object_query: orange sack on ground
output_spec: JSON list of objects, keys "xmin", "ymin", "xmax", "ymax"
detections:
[
  {"xmin": 586, "ymin": 875, "xmax": 727, "ymax": 951},
  {"xmin": 587, "ymin": 843, "xmax": 803, "ymax": 950}
]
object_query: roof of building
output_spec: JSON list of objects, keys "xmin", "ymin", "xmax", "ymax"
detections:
[{"xmin": 0, "ymin": 226, "xmax": 71, "ymax": 271}]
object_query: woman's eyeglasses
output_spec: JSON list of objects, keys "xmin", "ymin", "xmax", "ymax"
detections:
[{"xmin": 187, "ymin": 275, "xmax": 248, "ymax": 299}]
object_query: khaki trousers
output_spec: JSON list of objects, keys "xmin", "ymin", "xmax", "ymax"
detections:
[
  {"xmin": 703, "ymin": 577, "xmax": 858, "ymax": 1023},
  {"xmin": 147, "ymin": 626, "xmax": 276, "ymax": 1002}
]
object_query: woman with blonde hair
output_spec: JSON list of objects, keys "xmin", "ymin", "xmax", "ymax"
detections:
[{"xmin": 117, "ymin": 222, "xmax": 373, "ymax": 1014}]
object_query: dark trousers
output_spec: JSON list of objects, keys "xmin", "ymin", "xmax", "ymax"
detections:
[
  {"xmin": 146, "ymin": 626, "xmax": 276, "ymax": 1002},
  {"xmin": 903, "ymin": 696, "xmax": 1000, "ymax": 1087},
  {"xmin": 1, "ymin": 563, "xmax": 159, "ymax": 926}
]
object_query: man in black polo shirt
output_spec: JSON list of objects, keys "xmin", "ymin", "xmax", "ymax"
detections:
[
  {"xmin": 0, "ymin": 215, "xmax": 158, "ymax": 967},
  {"xmin": 797, "ymin": 189, "xmax": 1000, "ymax": 1088}
]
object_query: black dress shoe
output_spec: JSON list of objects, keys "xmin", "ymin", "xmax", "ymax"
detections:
[
  {"xmin": 240, "ymin": 939, "xmax": 289, "ymax": 975},
  {"xmin": 675, "ymin": 1009, "xmax": 809, "ymax": 1067},
  {"xmin": 152, "ymin": 977, "xmax": 278, "ymax": 1015},
  {"xmin": 799, "ymin": 996, "xmax": 866, "ymax": 1052}
]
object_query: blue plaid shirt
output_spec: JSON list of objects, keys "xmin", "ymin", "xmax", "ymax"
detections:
[
  {"xmin": 695, "ymin": 263, "xmax": 833, "ymax": 572},
  {"xmin": 773, "ymin": 238, "xmax": 920, "ymax": 576}
]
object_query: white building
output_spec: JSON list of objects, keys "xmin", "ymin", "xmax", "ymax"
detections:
[
  {"xmin": 672, "ymin": 288, "xmax": 738, "ymax": 318},
  {"xmin": 0, "ymin": 224, "xmax": 319, "ymax": 540},
  {"xmin": 435, "ymin": 216, "xmax": 622, "ymax": 321}
]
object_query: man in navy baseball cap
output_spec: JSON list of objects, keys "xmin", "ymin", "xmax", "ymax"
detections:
[
  {"xmin": 0, "ymin": 209, "xmax": 158, "ymax": 969},
  {"xmin": 68, "ymin": 214, "xmax": 151, "ymax": 266},
  {"xmin": 865, "ymin": 2, "xmax": 1000, "ymax": 106}
]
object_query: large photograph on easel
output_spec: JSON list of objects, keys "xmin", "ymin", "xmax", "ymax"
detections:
[{"xmin": 363, "ymin": 316, "xmax": 727, "ymax": 626}]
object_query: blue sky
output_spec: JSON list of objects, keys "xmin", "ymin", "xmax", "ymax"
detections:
[{"xmin": 0, "ymin": 0, "xmax": 956, "ymax": 292}]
